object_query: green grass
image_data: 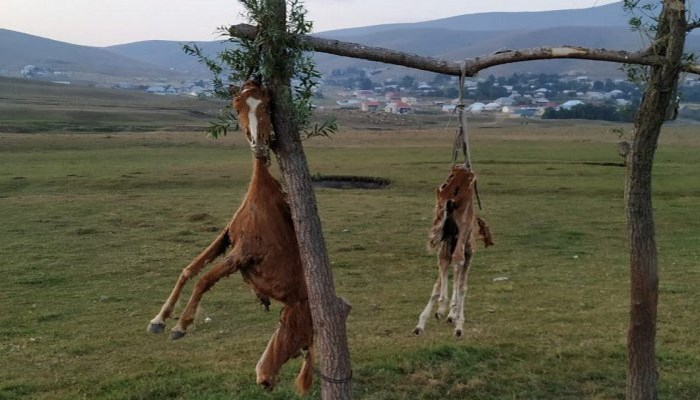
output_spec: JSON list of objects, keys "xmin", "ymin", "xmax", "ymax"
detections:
[
  {"xmin": 0, "ymin": 77, "xmax": 225, "ymax": 133},
  {"xmin": 1, "ymin": 121, "xmax": 699, "ymax": 399}
]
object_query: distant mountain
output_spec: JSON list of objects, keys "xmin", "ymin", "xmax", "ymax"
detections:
[
  {"xmin": 320, "ymin": 2, "xmax": 629, "ymax": 38},
  {"xmin": 0, "ymin": 29, "xmax": 193, "ymax": 84},
  {"xmin": 310, "ymin": 2, "xmax": 699, "ymax": 78},
  {"xmin": 101, "ymin": 1, "xmax": 699, "ymax": 80},
  {"xmin": 2, "ymin": 1, "xmax": 699, "ymax": 84},
  {"xmin": 104, "ymin": 40, "xmax": 224, "ymax": 77},
  {"xmin": 314, "ymin": 25, "xmax": 666, "ymax": 79}
]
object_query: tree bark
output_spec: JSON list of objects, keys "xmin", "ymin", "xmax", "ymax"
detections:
[
  {"xmin": 272, "ymin": 111, "xmax": 353, "ymax": 399},
  {"xmin": 263, "ymin": 2, "xmax": 353, "ymax": 399},
  {"xmin": 271, "ymin": 100, "xmax": 353, "ymax": 399},
  {"xmin": 625, "ymin": 1, "xmax": 687, "ymax": 399}
]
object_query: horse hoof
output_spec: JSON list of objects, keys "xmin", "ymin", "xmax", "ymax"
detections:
[
  {"xmin": 454, "ymin": 329, "xmax": 463, "ymax": 338},
  {"xmin": 446, "ymin": 317, "xmax": 454, "ymax": 324},
  {"xmin": 170, "ymin": 330, "xmax": 187, "ymax": 340},
  {"xmin": 434, "ymin": 313, "xmax": 443, "ymax": 321},
  {"xmin": 148, "ymin": 322, "xmax": 165, "ymax": 334},
  {"xmin": 413, "ymin": 327, "xmax": 423, "ymax": 336}
]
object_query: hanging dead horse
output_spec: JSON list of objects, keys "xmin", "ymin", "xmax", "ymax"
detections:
[
  {"xmin": 147, "ymin": 80, "xmax": 314, "ymax": 394},
  {"xmin": 413, "ymin": 164, "xmax": 494, "ymax": 337}
]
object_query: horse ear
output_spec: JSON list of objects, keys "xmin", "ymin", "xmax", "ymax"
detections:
[{"xmin": 228, "ymin": 85, "xmax": 239, "ymax": 97}]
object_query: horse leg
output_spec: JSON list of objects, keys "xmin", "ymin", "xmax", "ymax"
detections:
[
  {"xmin": 413, "ymin": 252, "xmax": 450, "ymax": 335},
  {"xmin": 446, "ymin": 262, "xmax": 461, "ymax": 324},
  {"xmin": 148, "ymin": 229, "xmax": 230, "ymax": 333},
  {"xmin": 452, "ymin": 251, "xmax": 473, "ymax": 338},
  {"xmin": 256, "ymin": 300, "xmax": 313, "ymax": 393},
  {"xmin": 434, "ymin": 247, "xmax": 452, "ymax": 320},
  {"xmin": 169, "ymin": 251, "xmax": 255, "ymax": 339}
]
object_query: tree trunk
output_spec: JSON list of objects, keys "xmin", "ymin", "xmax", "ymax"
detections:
[
  {"xmin": 264, "ymin": 2, "xmax": 353, "ymax": 399},
  {"xmin": 625, "ymin": 2, "xmax": 687, "ymax": 399}
]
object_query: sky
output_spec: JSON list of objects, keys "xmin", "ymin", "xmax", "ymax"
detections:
[{"xmin": 1, "ymin": 0, "xmax": 620, "ymax": 47}]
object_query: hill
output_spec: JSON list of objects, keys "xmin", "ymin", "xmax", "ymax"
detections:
[
  {"xmin": 311, "ymin": 25, "xmax": 659, "ymax": 80},
  {"xmin": 311, "ymin": 1, "xmax": 699, "ymax": 79},
  {"xmin": 104, "ymin": 40, "xmax": 222, "ymax": 77},
  {"xmin": 320, "ymin": 2, "xmax": 629, "ymax": 38},
  {"xmin": 2, "ymin": 1, "xmax": 699, "ymax": 84},
  {"xmin": 102, "ymin": 1, "xmax": 699, "ymax": 80},
  {"xmin": 0, "ymin": 29, "xmax": 194, "ymax": 84}
]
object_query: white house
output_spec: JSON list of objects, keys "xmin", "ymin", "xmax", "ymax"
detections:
[
  {"xmin": 147, "ymin": 86, "xmax": 166, "ymax": 94},
  {"xmin": 560, "ymin": 100, "xmax": 584, "ymax": 110},
  {"xmin": 468, "ymin": 102, "xmax": 486, "ymax": 113},
  {"xmin": 385, "ymin": 101, "xmax": 412, "ymax": 114},
  {"xmin": 484, "ymin": 102, "xmax": 502, "ymax": 112},
  {"xmin": 606, "ymin": 90, "xmax": 625, "ymax": 98},
  {"xmin": 585, "ymin": 91, "xmax": 606, "ymax": 100},
  {"xmin": 337, "ymin": 99, "xmax": 361, "ymax": 108},
  {"xmin": 501, "ymin": 105, "xmax": 517, "ymax": 114},
  {"xmin": 495, "ymin": 97, "xmax": 516, "ymax": 106}
]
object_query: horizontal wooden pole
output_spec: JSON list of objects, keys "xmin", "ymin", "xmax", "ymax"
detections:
[{"xmin": 228, "ymin": 23, "xmax": 700, "ymax": 76}]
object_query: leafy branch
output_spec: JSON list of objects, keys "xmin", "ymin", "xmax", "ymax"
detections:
[
  {"xmin": 183, "ymin": 0, "xmax": 336, "ymax": 139},
  {"xmin": 622, "ymin": 0, "xmax": 698, "ymax": 86}
]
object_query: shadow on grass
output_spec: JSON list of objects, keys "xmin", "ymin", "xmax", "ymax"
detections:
[{"xmin": 312, "ymin": 174, "xmax": 391, "ymax": 190}]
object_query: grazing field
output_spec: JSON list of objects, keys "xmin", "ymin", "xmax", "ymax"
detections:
[
  {"xmin": 1, "ymin": 104, "xmax": 699, "ymax": 398},
  {"xmin": 0, "ymin": 77, "xmax": 225, "ymax": 133}
]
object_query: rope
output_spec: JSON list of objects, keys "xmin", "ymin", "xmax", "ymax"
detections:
[
  {"xmin": 451, "ymin": 60, "xmax": 482, "ymax": 210},
  {"xmin": 313, "ymin": 366, "xmax": 353, "ymax": 385},
  {"xmin": 460, "ymin": 62, "xmax": 473, "ymax": 170},
  {"xmin": 452, "ymin": 61, "xmax": 473, "ymax": 169}
]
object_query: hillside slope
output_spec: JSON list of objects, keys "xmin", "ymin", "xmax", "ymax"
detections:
[
  {"xmin": 0, "ymin": 29, "xmax": 191, "ymax": 83},
  {"xmin": 3, "ymin": 1, "xmax": 699, "ymax": 83},
  {"xmin": 320, "ymin": 2, "xmax": 629, "ymax": 38},
  {"xmin": 102, "ymin": 1, "xmax": 700, "ymax": 79},
  {"xmin": 104, "ymin": 40, "xmax": 223, "ymax": 76}
]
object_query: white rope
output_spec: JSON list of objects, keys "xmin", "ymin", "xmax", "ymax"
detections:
[
  {"xmin": 452, "ymin": 60, "xmax": 473, "ymax": 170},
  {"xmin": 452, "ymin": 61, "xmax": 482, "ymax": 210}
]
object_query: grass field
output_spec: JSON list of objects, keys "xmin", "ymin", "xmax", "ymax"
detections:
[
  {"xmin": 0, "ymin": 77, "xmax": 225, "ymax": 133},
  {"xmin": 1, "ymin": 87, "xmax": 699, "ymax": 399}
]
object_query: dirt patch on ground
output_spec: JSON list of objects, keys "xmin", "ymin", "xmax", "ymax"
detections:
[{"xmin": 311, "ymin": 174, "xmax": 390, "ymax": 189}]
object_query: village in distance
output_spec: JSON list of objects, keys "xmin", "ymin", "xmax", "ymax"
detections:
[{"xmin": 15, "ymin": 62, "xmax": 700, "ymax": 123}]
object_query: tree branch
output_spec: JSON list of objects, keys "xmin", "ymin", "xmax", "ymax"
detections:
[
  {"xmin": 228, "ymin": 23, "xmax": 700, "ymax": 76},
  {"xmin": 687, "ymin": 19, "xmax": 700, "ymax": 31}
]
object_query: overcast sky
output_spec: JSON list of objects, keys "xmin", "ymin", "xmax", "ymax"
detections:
[{"xmin": 1, "ymin": 0, "xmax": 619, "ymax": 47}]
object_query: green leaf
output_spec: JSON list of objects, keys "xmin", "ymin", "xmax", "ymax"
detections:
[{"xmin": 182, "ymin": 0, "xmax": 338, "ymax": 139}]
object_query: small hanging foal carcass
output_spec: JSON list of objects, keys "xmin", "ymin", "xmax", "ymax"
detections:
[
  {"xmin": 413, "ymin": 164, "xmax": 493, "ymax": 337},
  {"xmin": 147, "ymin": 80, "xmax": 314, "ymax": 394}
]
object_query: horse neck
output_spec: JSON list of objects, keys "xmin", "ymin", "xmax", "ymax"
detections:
[{"xmin": 248, "ymin": 156, "xmax": 280, "ymax": 198}]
